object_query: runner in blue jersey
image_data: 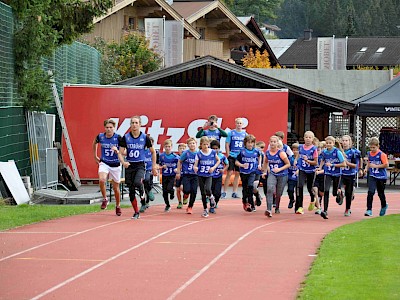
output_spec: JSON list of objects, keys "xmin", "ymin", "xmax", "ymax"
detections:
[
  {"xmin": 254, "ymin": 141, "xmax": 266, "ymax": 209},
  {"xmin": 196, "ymin": 114, "xmax": 228, "ymax": 142},
  {"xmin": 287, "ymin": 143, "xmax": 299, "ymax": 210},
  {"xmin": 175, "ymin": 143, "xmax": 188, "ymax": 209},
  {"xmin": 312, "ymin": 141, "xmax": 325, "ymax": 215},
  {"xmin": 93, "ymin": 119, "xmax": 123, "ymax": 216},
  {"xmin": 364, "ymin": 137, "xmax": 389, "ymax": 217},
  {"xmin": 235, "ymin": 134, "xmax": 263, "ymax": 213},
  {"xmin": 341, "ymin": 135, "xmax": 361, "ymax": 217},
  {"xmin": 142, "ymin": 136, "xmax": 159, "ymax": 212},
  {"xmin": 295, "ymin": 131, "xmax": 319, "ymax": 215},
  {"xmin": 210, "ymin": 139, "xmax": 229, "ymax": 209},
  {"xmin": 194, "ymin": 136, "xmax": 220, "ymax": 217},
  {"xmin": 117, "ymin": 115, "xmax": 157, "ymax": 220},
  {"xmin": 223, "ymin": 117, "xmax": 247, "ymax": 199},
  {"xmin": 263, "ymin": 136, "xmax": 290, "ymax": 217},
  {"xmin": 176, "ymin": 137, "xmax": 198, "ymax": 214},
  {"xmin": 318, "ymin": 136, "xmax": 346, "ymax": 219},
  {"xmin": 159, "ymin": 139, "xmax": 179, "ymax": 212}
]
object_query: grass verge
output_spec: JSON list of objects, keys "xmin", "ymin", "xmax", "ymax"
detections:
[
  {"xmin": 298, "ymin": 214, "xmax": 400, "ymax": 299},
  {"xmin": 0, "ymin": 203, "xmax": 128, "ymax": 231}
]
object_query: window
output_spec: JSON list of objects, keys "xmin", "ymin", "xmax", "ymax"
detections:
[
  {"xmin": 359, "ymin": 47, "xmax": 368, "ymax": 52},
  {"xmin": 376, "ymin": 47, "xmax": 386, "ymax": 53}
]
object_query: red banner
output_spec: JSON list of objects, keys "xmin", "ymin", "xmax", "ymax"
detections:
[{"xmin": 63, "ymin": 85, "xmax": 288, "ymax": 179}]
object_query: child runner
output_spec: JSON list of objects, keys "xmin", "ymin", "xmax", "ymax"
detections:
[
  {"xmin": 318, "ymin": 136, "xmax": 346, "ymax": 219},
  {"xmin": 263, "ymin": 136, "xmax": 290, "ymax": 217},
  {"xmin": 210, "ymin": 139, "xmax": 229, "ymax": 209},
  {"xmin": 287, "ymin": 142, "xmax": 299, "ymax": 209},
  {"xmin": 235, "ymin": 134, "xmax": 262, "ymax": 212},
  {"xmin": 223, "ymin": 117, "xmax": 247, "ymax": 199},
  {"xmin": 341, "ymin": 135, "xmax": 361, "ymax": 216},
  {"xmin": 295, "ymin": 131, "xmax": 318, "ymax": 215},
  {"xmin": 196, "ymin": 114, "xmax": 228, "ymax": 142},
  {"xmin": 141, "ymin": 136, "xmax": 157, "ymax": 212},
  {"xmin": 93, "ymin": 119, "xmax": 122, "ymax": 216},
  {"xmin": 117, "ymin": 115, "xmax": 157, "ymax": 220},
  {"xmin": 253, "ymin": 141, "xmax": 266, "ymax": 209},
  {"xmin": 175, "ymin": 143, "xmax": 188, "ymax": 209},
  {"xmin": 194, "ymin": 136, "xmax": 220, "ymax": 217},
  {"xmin": 159, "ymin": 139, "xmax": 179, "ymax": 212},
  {"xmin": 176, "ymin": 138, "xmax": 198, "ymax": 214},
  {"xmin": 313, "ymin": 141, "xmax": 325, "ymax": 215},
  {"xmin": 364, "ymin": 137, "xmax": 389, "ymax": 217}
]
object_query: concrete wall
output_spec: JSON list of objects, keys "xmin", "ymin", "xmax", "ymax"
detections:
[{"xmin": 251, "ymin": 69, "xmax": 392, "ymax": 102}]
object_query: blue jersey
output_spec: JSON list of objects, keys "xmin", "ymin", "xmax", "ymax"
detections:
[
  {"xmin": 266, "ymin": 149, "xmax": 288, "ymax": 177},
  {"xmin": 144, "ymin": 149, "xmax": 153, "ymax": 171},
  {"xmin": 288, "ymin": 156, "xmax": 298, "ymax": 181},
  {"xmin": 180, "ymin": 150, "xmax": 198, "ymax": 175},
  {"xmin": 321, "ymin": 147, "xmax": 344, "ymax": 177},
  {"xmin": 256, "ymin": 152, "xmax": 265, "ymax": 175},
  {"xmin": 213, "ymin": 152, "xmax": 228, "ymax": 178},
  {"xmin": 98, "ymin": 133, "xmax": 120, "ymax": 166},
  {"xmin": 196, "ymin": 149, "xmax": 217, "ymax": 177},
  {"xmin": 298, "ymin": 145, "xmax": 317, "ymax": 173},
  {"xmin": 342, "ymin": 148, "xmax": 361, "ymax": 176},
  {"xmin": 226, "ymin": 130, "xmax": 246, "ymax": 158},
  {"xmin": 124, "ymin": 132, "xmax": 148, "ymax": 163},
  {"xmin": 159, "ymin": 152, "xmax": 179, "ymax": 177},
  {"xmin": 237, "ymin": 148, "xmax": 261, "ymax": 174},
  {"xmin": 368, "ymin": 150, "xmax": 387, "ymax": 180},
  {"xmin": 203, "ymin": 129, "xmax": 222, "ymax": 141}
]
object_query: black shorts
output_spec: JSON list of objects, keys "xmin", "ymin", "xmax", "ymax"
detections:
[
  {"xmin": 175, "ymin": 177, "xmax": 183, "ymax": 187},
  {"xmin": 228, "ymin": 156, "xmax": 239, "ymax": 171}
]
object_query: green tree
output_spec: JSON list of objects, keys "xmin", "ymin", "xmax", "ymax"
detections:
[
  {"xmin": 225, "ymin": 0, "xmax": 284, "ymax": 23},
  {"xmin": 9, "ymin": 0, "xmax": 113, "ymax": 110}
]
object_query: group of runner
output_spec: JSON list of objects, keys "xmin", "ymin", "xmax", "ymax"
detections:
[{"xmin": 93, "ymin": 115, "xmax": 389, "ymax": 220}]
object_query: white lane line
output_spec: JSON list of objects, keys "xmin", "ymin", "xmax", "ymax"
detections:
[
  {"xmin": 167, "ymin": 219, "xmax": 287, "ymax": 300},
  {"xmin": 30, "ymin": 220, "xmax": 201, "ymax": 300},
  {"xmin": 0, "ymin": 232, "xmax": 78, "ymax": 234},
  {"xmin": 262, "ymin": 230, "xmax": 327, "ymax": 235},
  {"xmin": 0, "ymin": 212, "xmax": 165, "ymax": 263}
]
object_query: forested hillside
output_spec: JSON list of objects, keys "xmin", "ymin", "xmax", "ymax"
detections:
[{"xmin": 275, "ymin": 0, "xmax": 400, "ymax": 38}]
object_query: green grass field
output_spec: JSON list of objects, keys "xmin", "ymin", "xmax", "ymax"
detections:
[
  {"xmin": 0, "ymin": 203, "xmax": 127, "ymax": 231},
  {"xmin": 298, "ymin": 214, "xmax": 400, "ymax": 299}
]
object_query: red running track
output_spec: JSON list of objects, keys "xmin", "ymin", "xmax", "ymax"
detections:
[{"xmin": 1, "ymin": 193, "xmax": 399, "ymax": 300}]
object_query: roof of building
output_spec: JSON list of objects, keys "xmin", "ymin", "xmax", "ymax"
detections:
[
  {"xmin": 266, "ymin": 39, "xmax": 297, "ymax": 58},
  {"xmin": 114, "ymin": 55, "xmax": 354, "ymax": 111},
  {"xmin": 279, "ymin": 37, "xmax": 400, "ymax": 68}
]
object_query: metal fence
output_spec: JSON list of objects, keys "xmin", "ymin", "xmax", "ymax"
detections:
[{"xmin": 46, "ymin": 148, "xmax": 59, "ymax": 189}]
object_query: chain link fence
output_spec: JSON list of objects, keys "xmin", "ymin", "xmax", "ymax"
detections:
[{"xmin": 0, "ymin": 1, "xmax": 100, "ymax": 179}]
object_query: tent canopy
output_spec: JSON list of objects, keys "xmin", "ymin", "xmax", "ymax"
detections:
[{"xmin": 352, "ymin": 75, "xmax": 400, "ymax": 116}]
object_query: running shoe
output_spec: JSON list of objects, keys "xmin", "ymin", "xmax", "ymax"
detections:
[
  {"xmin": 139, "ymin": 205, "xmax": 146, "ymax": 213},
  {"xmin": 202, "ymin": 209, "xmax": 209, "ymax": 218},
  {"xmin": 308, "ymin": 201, "xmax": 315, "ymax": 211},
  {"xmin": 251, "ymin": 207, "xmax": 256, "ymax": 212},
  {"xmin": 165, "ymin": 205, "xmax": 171, "ymax": 212},
  {"xmin": 209, "ymin": 207, "xmax": 216, "ymax": 214},
  {"xmin": 288, "ymin": 200, "xmax": 294, "ymax": 209},
  {"xmin": 177, "ymin": 202, "xmax": 183, "ymax": 209},
  {"xmin": 364, "ymin": 210, "xmax": 373, "ymax": 217},
  {"xmin": 100, "ymin": 198, "xmax": 108, "ymax": 210},
  {"xmin": 336, "ymin": 190, "xmax": 344, "ymax": 205},
  {"xmin": 315, "ymin": 208, "xmax": 321, "ymax": 215},
  {"xmin": 264, "ymin": 210, "xmax": 272, "ymax": 218},
  {"xmin": 245, "ymin": 203, "xmax": 252, "ymax": 212},
  {"xmin": 275, "ymin": 208, "xmax": 280, "ymax": 214},
  {"xmin": 221, "ymin": 192, "xmax": 227, "ymax": 199},
  {"xmin": 295, "ymin": 207, "xmax": 304, "ymax": 214},
  {"xmin": 232, "ymin": 192, "xmax": 240, "ymax": 198},
  {"xmin": 320, "ymin": 211, "xmax": 328, "ymax": 219},
  {"xmin": 148, "ymin": 191, "xmax": 155, "ymax": 201},
  {"xmin": 344, "ymin": 209, "xmax": 351, "ymax": 217},
  {"xmin": 379, "ymin": 204, "xmax": 388, "ymax": 216},
  {"xmin": 183, "ymin": 194, "xmax": 189, "ymax": 205},
  {"xmin": 131, "ymin": 212, "xmax": 140, "ymax": 220},
  {"xmin": 186, "ymin": 207, "xmax": 193, "ymax": 214},
  {"xmin": 209, "ymin": 195, "xmax": 216, "ymax": 208},
  {"xmin": 116, "ymin": 206, "xmax": 122, "ymax": 216}
]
